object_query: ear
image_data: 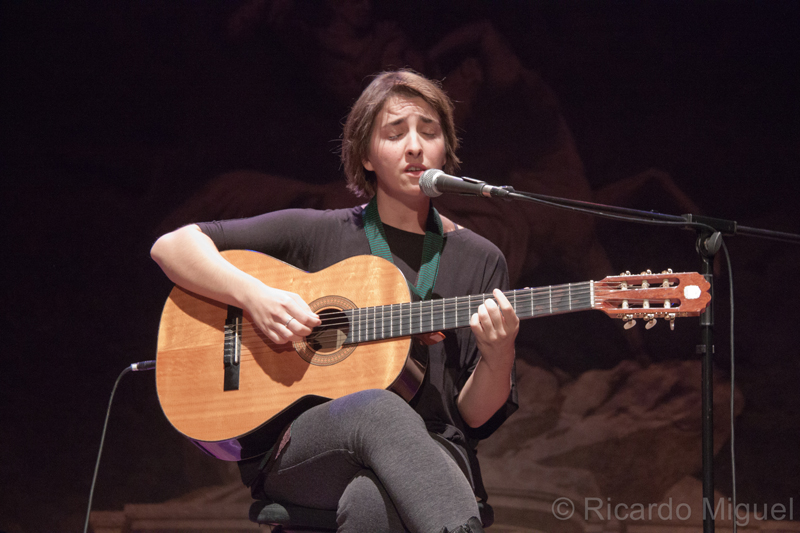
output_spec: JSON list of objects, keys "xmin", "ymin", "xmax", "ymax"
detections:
[{"xmin": 363, "ymin": 158, "xmax": 374, "ymax": 172}]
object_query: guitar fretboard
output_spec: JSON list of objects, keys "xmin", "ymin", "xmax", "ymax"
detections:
[{"xmin": 342, "ymin": 281, "xmax": 595, "ymax": 343}]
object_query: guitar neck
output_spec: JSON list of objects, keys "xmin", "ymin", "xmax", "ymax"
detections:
[{"xmin": 344, "ymin": 281, "xmax": 594, "ymax": 343}]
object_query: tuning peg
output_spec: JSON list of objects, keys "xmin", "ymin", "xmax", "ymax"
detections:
[
  {"xmin": 624, "ymin": 320, "xmax": 637, "ymax": 329},
  {"xmin": 661, "ymin": 269, "xmax": 673, "ymax": 274},
  {"xmin": 646, "ymin": 318, "xmax": 658, "ymax": 329},
  {"xmin": 668, "ymin": 313, "xmax": 677, "ymax": 331},
  {"xmin": 640, "ymin": 269, "xmax": 652, "ymax": 276}
]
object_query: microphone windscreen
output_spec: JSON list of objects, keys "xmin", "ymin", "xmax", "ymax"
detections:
[{"xmin": 419, "ymin": 169, "xmax": 444, "ymax": 197}]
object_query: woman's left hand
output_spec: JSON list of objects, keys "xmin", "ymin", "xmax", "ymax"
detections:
[{"xmin": 469, "ymin": 288, "xmax": 519, "ymax": 373}]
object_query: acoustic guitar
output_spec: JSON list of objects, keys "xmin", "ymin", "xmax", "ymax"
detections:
[{"xmin": 155, "ymin": 250, "xmax": 711, "ymax": 460}]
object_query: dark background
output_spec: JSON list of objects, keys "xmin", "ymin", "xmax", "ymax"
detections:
[{"xmin": 2, "ymin": 1, "xmax": 799, "ymax": 531}]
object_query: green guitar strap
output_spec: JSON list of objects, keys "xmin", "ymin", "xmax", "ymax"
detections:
[{"xmin": 363, "ymin": 196, "xmax": 443, "ymax": 301}]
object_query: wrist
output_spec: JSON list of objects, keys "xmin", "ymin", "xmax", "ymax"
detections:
[
  {"xmin": 475, "ymin": 349, "xmax": 514, "ymax": 380},
  {"xmin": 231, "ymin": 273, "xmax": 264, "ymax": 312}
]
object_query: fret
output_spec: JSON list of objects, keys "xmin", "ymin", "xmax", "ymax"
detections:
[
  {"xmin": 376, "ymin": 306, "xmax": 380, "ymax": 340},
  {"xmin": 398, "ymin": 303, "xmax": 404, "ymax": 337},
  {"xmin": 396, "ymin": 302, "xmax": 402, "ymax": 336},
  {"xmin": 365, "ymin": 305, "xmax": 370, "ymax": 341},
  {"xmin": 351, "ymin": 308, "xmax": 356, "ymax": 343},
  {"xmin": 567, "ymin": 283, "xmax": 572, "ymax": 311},
  {"xmin": 529, "ymin": 288, "xmax": 535, "ymax": 318}
]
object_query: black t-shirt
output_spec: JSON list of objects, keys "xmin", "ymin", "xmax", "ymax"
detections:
[{"xmin": 198, "ymin": 205, "xmax": 518, "ymax": 500}]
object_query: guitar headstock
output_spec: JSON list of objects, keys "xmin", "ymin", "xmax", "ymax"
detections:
[{"xmin": 595, "ymin": 270, "xmax": 711, "ymax": 330}]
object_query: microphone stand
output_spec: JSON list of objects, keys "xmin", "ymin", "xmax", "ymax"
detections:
[{"xmin": 483, "ymin": 184, "xmax": 800, "ymax": 532}]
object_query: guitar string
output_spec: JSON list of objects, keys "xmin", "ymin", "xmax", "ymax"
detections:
[
  {"xmin": 221, "ymin": 286, "xmax": 684, "ymax": 345},
  {"xmin": 222, "ymin": 291, "xmax": 596, "ymax": 347},
  {"xmin": 223, "ymin": 295, "xmax": 604, "ymax": 345},
  {"xmin": 227, "ymin": 284, "xmax": 596, "ymax": 338},
  {"xmin": 220, "ymin": 281, "xmax": 687, "ymax": 345}
]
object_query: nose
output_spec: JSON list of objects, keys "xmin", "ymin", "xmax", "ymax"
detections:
[{"xmin": 406, "ymin": 130, "xmax": 422, "ymax": 158}]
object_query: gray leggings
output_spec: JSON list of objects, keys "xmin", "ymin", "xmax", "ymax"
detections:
[{"xmin": 260, "ymin": 389, "xmax": 480, "ymax": 533}]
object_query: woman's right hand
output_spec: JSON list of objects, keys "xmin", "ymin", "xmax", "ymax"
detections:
[{"xmin": 240, "ymin": 282, "xmax": 321, "ymax": 345}]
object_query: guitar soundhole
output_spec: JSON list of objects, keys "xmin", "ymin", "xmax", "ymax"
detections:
[{"xmin": 293, "ymin": 296, "xmax": 357, "ymax": 366}]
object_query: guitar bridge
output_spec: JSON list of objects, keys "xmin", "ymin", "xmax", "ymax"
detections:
[{"xmin": 223, "ymin": 306, "xmax": 242, "ymax": 391}]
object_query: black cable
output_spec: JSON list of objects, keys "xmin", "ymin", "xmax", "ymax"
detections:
[
  {"xmin": 721, "ymin": 241, "xmax": 737, "ymax": 533},
  {"xmin": 83, "ymin": 360, "xmax": 156, "ymax": 533}
]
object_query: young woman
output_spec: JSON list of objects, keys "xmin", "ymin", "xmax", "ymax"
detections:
[{"xmin": 151, "ymin": 70, "xmax": 519, "ymax": 533}]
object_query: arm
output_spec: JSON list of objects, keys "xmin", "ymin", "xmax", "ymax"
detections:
[
  {"xmin": 457, "ymin": 289, "xmax": 519, "ymax": 428},
  {"xmin": 150, "ymin": 224, "xmax": 320, "ymax": 344}
]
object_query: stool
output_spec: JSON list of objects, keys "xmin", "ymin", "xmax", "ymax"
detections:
[{"xmin": 249, "ymin": 500, "xmax": 494, "ymax": 532}]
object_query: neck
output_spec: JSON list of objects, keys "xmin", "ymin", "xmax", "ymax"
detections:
[{"xmin": 374, "ymin": 190, "xmax": 429, "ymax": 234}]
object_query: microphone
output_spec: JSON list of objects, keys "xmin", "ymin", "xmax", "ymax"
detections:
[{"xmin": 419, "ymin": 169, "xmax": 513, "ymax": 198}]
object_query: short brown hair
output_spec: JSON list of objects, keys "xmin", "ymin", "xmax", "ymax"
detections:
[{"xmin": 341, "ymin": 70, "xmax": 461, "ymax": 198}]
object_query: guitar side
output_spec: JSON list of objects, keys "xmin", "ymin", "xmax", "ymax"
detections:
[{"xmin": 155, "ymin": 252, "xmax": 420, "ymax": 460}]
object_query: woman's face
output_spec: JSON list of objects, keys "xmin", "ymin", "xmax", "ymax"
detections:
[{"xmin": 363, "ymin": 95, "xmax": 446, "ymax": 203}]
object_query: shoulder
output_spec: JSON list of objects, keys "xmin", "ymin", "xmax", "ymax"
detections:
[
  {"xmin": 196, "ymin": 206, "xmax": 365, "ymax": 252},
  {"xmin": 442, "ymin": 225, "xmax": 509, "ymax": 290},
  {"xmin": 445, "ymin": 224, "xmax": 505, "ymax": 259},
  {"xmin": 441, "ymin": 215, "xmax": 503, "ymax": 257},
  {"xmin": 208, "ymin": 206, "xmax": 361, "ymax": 229},
  {"xmin": 264, "ymin": 206, "xmax": 360, "ymax": 223}
]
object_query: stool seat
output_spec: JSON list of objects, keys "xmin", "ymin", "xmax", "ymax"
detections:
[
  {"xmin": 249, "ymin": 500, "xmax": 338, "ymax": 532},
  {"xmin": 249, "ymin": 499, "xmax": 494, "ymax": 531}
]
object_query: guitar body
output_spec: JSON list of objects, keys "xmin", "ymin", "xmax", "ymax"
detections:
[{"xmin": 155, "ymin": 251, "xmax": 423, "ymax": 460}]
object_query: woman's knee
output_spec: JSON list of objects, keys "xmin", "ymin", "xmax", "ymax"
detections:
[
  {"xmin": 331, "ymin": 389, "xmax": 423, "ymax": 428},
  {"xmin": 329, "ymin": 389, "xmax": 427, "ymax": 451}
]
